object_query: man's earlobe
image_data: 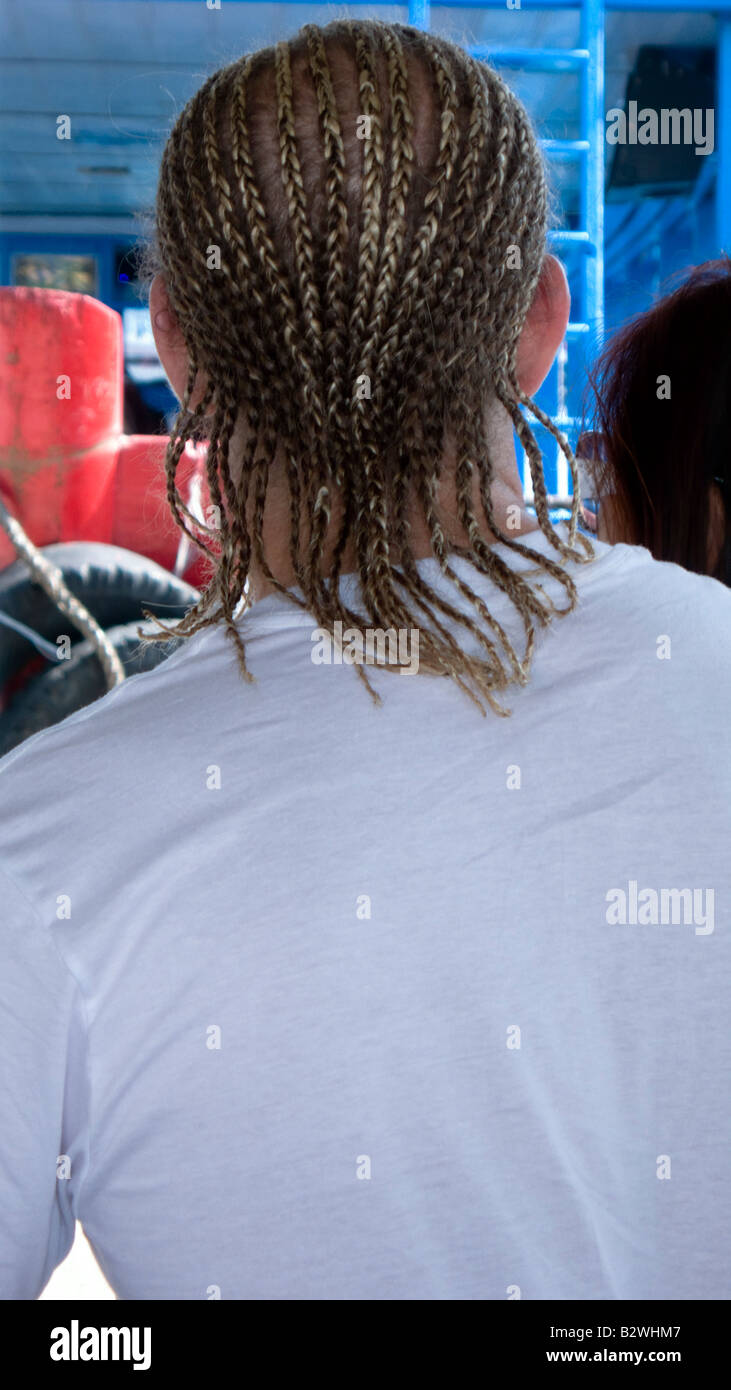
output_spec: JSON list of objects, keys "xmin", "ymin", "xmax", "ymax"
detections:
[{"xmin": 150, "ymin": 275, "xmax": 179, "ymax": 344}]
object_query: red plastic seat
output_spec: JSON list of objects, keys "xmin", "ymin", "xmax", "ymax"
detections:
[{"xmin": 0, "ymin": 287, "xmax": 209, "ymax": 588}]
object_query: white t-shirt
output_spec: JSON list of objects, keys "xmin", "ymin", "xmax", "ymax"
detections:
[{"xmin": 1, "ymin": 524, "xmax": 730, "ymax": 1301}]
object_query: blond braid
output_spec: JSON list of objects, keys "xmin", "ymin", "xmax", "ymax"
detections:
[{"xmin": 325, "ymin": 26, "xmax": 384, "ymax": 591}]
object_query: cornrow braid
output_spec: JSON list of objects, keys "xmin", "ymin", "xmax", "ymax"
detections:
[
  {"xmin": 143, "ymin": 18, "xmax": 594, "ymax": 711},
  {"xmin": 326, "ymin": 23, "xmax": 385, "ymax": 593}
]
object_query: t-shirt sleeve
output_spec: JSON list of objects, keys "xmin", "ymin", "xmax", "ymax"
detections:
[{"xmin": 0, "ymin": 865, "xmax": 89, "ymax": 1299}]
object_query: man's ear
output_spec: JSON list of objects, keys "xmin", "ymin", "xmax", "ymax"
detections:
[
  {"xmin": 515, "ymin": 254, "xmax": 570, "ymax": 398},
  {"xmin": 149, "ymin": 274, "xmax": 210, "ymax": 410}
]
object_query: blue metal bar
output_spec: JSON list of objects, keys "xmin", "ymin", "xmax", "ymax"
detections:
[
  {"xmin": 548, "ymin": 230, "xmax": 595, "ymax": 251},
  {"xmin": 541, "ymin": 139, "xmax": 591, "ymax": 157},
  {"xmin": 581, "ymin": 0, "xmax": 605, "ymax": 341},
  {"xmin": 468, "ymin": 47, "xmax": 590, "ymax": 72},
  {"xmin": 407, "ymin": 0, "xmax": 430, "ymax": 26},
  {"xmin": 718, "ymin": 18, "xmax": 731, "ymax": 253}
]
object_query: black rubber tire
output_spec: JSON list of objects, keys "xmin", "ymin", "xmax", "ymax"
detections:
[
  {"xmin": 0, "ymin": 618, "xmax": 184, "ymax": 757},
  {"xmin": 0, "ymin": 542, "xmax": 199, "ymax": 689}
]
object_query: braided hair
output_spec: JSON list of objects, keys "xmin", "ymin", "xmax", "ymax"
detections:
[{"xmin": 146, "ymin": 19, "xmax": 592, "ymax": 713}]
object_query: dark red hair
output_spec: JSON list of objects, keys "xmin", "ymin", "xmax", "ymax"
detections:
[{"xmin": 585, "ymin": 257, "xmax": 731, "ymax": 584}]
